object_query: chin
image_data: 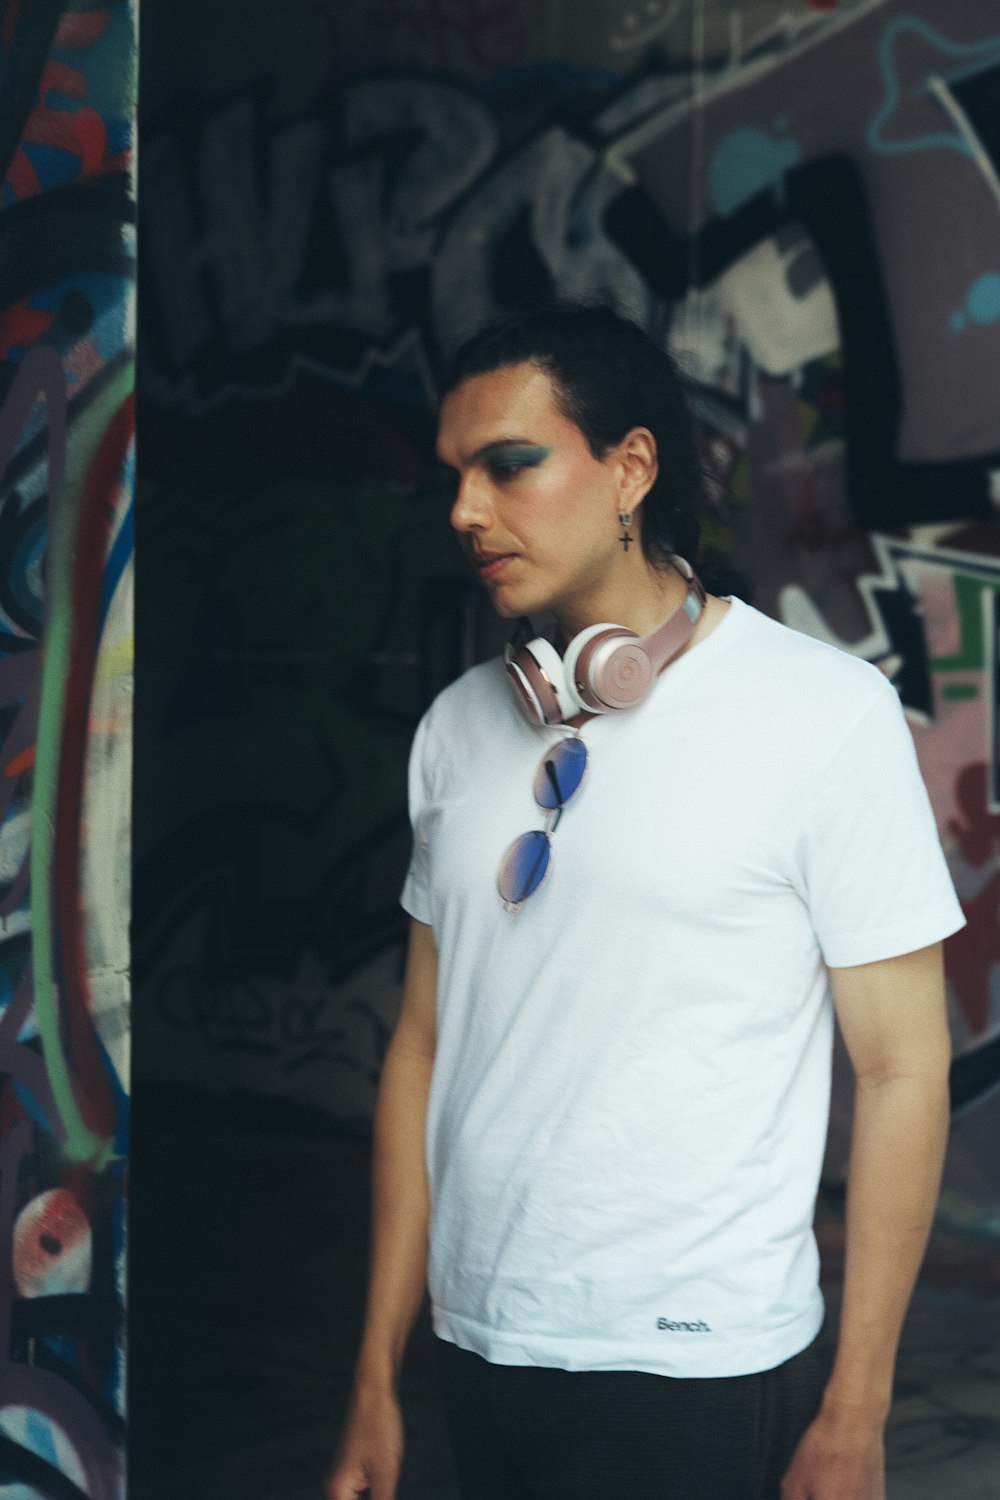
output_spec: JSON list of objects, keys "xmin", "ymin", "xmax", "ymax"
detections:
[
  {"xmin": 485, "ymin": 567, "xmax": 558, "ymax": 621},
  {"xmin": 490, "ymin": 593, "xmax": 527, "ymax": 619},
  {"xmin": 482, "ymin": 578, "xmax": 528, "ymax": 617}
]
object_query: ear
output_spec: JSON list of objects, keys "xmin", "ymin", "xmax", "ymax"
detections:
[{"xmin": 614, "ymin": 426, "xmax": 658, "ymax": 512}]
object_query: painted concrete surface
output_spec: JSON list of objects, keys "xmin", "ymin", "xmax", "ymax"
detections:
[
  {"xmin": 129, "ymin": 1099, "xmax": 1000, "ymax": 1499},
  {"xmin": 815, "ymin": 1203, "xmax": 1000, "ymax": 1500}
]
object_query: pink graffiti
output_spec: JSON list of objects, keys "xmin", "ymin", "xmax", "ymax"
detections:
[{"xmin": 376, "ymin": 0, "xmax": 529, "ymax": 71}]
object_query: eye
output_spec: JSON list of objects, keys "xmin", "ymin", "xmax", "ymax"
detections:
[
  {"xmin": 487, "ymin": 456, "xmax": 529, "ymax": 481},
  {"xmin": 485, "ymin": 446, "xmax": 550, "ymax": 481}
]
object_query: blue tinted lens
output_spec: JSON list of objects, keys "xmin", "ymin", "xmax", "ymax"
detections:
[
  {"xmin": 533, "ymin": 736, "xmax": 587, "ymax": 811},
  {"xmin": 497, "ymin": 830, "xmax": 551, "ymax": 907}
]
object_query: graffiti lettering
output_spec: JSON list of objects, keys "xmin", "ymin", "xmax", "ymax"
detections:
[
  {"xmin": 157, "ymin": 966, "xmax": 393, "ymax": 1080},
  {"xmin": 140, "ymin": 71, "xmax": 659, "ymax": 410}
]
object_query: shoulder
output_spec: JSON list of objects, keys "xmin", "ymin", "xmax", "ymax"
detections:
[
  {"xmin": 408, "ymin": 656, "xmax": 527, "ymax": 803},
  {"xmin": 423, "ymin": 656, "xmax": 510, "ymax": 725},
  {"xmin": 727, "ymin": 597, "xmax": 891, "ymax": 710},
  {"xmin": 413, "ymin": 655, "xmax": 515, "ymax": 759}
]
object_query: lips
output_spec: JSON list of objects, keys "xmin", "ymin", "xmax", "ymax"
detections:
[{"xmin": 472, "ymin": 551, "xmax": 517, "ymax": 582}]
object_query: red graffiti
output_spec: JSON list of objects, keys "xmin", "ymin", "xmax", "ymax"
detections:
[
  {"xmin": 55, "ymin": 9, "xmax": 112, "ymax": 51},
  {"xmin": 944, "ymin": 875, "xmax": 999, "ymax": 1038},
  {"xmin": 24, "ymin": 98, "xmax": 107, "ymax": 174},
  {"xmin": 2, "ymin": 0, "xmax": 22, "ymax": 51},
  {"xmin": 4, "ymin": 744, "xmax": 35, "ymax": 779},
  {"xmin": 0, "ymin": 298, "xmax": 56, "ymax": 359},
  {"xmin": 41, "ymin": 59, "xmax": 87, "ymax": 99},
  {"xmin": 944, "ymin": 763, "xmax": 1000, "ymax": 1036},
  {"xmin": 947, "ymin": 763, "xmax": 1000, "ymax": 865}
]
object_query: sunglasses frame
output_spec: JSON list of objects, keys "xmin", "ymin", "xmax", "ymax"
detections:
[{"xmin": 497, "ymin": 733, "xmax": 587, "ymax": 913}]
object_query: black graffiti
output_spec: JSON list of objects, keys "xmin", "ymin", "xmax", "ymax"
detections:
[
  {"xmin": 157, "ymin": 968, "xmax": 373, "ymax": 1077},
  {"xmin": 0, "ymin": 176, "xmax": 134, "ymax": 343},
  {"xmin": 138, "ymin": 67, "xmax": 655, "ymax": 413},
  {"xmin": 951, "ymin": 1031, "xmax": 1000, "ymax": 1115}
]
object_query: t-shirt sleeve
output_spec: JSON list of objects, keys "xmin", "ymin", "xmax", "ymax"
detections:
[
  {"xmin": 400, "ymin": 709, "xmax": 434, "ymax": 925},
  {"xmin": 794, "ymin": 675, "xmax": 966, "ymax": 967}
]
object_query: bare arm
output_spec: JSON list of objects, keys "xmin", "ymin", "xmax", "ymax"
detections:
[
  {"xmin": 782, "ymin": 941, "xmax": 951, "ymax": 1500},
  {"xmin": 326, "ymin": 918, "xmax": 438, "ymax": 1500}
]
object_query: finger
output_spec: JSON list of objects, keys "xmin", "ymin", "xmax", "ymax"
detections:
[
  {"xmin": 324, "ymin": 1461, "xmax": 369, "ymax": 1500},
  {"xmin": 366, "ymin": 1463, "xmax": 400, "ymax": 1500}
]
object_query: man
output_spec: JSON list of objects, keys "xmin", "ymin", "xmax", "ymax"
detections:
[{"xmin": 328, "ymin": 304, "xmax": 964, "ymax": 1500}]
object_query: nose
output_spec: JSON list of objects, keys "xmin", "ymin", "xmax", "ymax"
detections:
[{"xmin": 449, "ymin": 470, "xmax": 493, "ymax": 534}]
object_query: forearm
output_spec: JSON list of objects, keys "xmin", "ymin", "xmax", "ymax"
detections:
[
  {"xmin": 353, "ymin": 1034, "xmax": 434, "ymax": 1394},
  {"xmin": 825, "ymin": 1064, "xmax": 950, "ymax": 1417}
]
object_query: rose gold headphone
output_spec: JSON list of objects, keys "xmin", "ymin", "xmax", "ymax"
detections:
[{"xmin": 504, "ymin": 555, "xmax": 706, "ymax": 727}]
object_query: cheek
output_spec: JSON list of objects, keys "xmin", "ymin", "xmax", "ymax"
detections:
[{"xmin": 523, "ymin": 455, "xmax": 609, "ymax": 533}]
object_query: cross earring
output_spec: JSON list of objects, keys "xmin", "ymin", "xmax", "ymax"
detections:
[{"xmin": 618, "ymin": 510, "xmax": 634, "ymax": 552}]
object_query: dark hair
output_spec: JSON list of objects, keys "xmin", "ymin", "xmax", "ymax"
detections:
[{"xmin": 442, "ymin": 301, "xmax": 704, "ymax": 570}]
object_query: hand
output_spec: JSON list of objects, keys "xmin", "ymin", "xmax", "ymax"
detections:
[
  {"xmin": 325, "ymin": 1384, "xmax": 405, "ymax": 1500},
  {"xmin": 780, "ymin": 1405, "xmax": 886, "ymax": 1500}
]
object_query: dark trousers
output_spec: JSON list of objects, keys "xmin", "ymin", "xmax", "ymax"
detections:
[{"xmin": 437, "ymin": 1333, "xmax": 830, "ymax": 1500}]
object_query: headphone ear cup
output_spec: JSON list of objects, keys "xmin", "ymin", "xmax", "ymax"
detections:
[
  {"xmin": 563, "ymin": 624, "xmax": 652, "ymax": 712},
  {"xmin": 505, "ymin": 636, "xmax": 576, "ymax": 725}
]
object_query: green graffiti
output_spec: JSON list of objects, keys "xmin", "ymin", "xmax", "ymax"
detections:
[
  {"xmin": 931, "ymin": 573, "xmax": 1000, "ymax": 673},
  {"xmin": 33, "ymin": 363, "xmax": 134, "ymax": 1165}
]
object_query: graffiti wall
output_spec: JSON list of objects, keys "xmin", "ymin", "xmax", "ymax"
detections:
[
  {"xmin": 0, "ymin": 1, "xmax": 136, "ymax": 1494},
  {"xmin": 136, "ymin": 0, "xmax": 1000, "ymax": 1205}
]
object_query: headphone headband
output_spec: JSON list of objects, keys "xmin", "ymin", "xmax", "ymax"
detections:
[{"xmin": 634, "ymin": 555, "xmax": 706, "ymax": 671}]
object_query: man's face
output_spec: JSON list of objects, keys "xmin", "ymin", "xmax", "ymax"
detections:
[{"xmin": 437, "ymin": 362, "xmax": 624, "ymax": 623}]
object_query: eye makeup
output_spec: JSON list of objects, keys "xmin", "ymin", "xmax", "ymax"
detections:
[
  {"xmin": 433, "ymin": 440, "xmax": 554, "ymax": 490},
  {"xmin": 481, "ymin": 442, "xmax": 553, "ymax": 478}
]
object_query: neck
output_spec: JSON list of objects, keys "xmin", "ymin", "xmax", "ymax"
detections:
[{"xmin": 555, "ymin": 555, "xmax": 690, "ymax": 642}]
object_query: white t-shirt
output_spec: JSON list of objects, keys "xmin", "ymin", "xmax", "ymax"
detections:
[{"xmin": 401, "ymin": 596, "xmax": 965, "ymax": 1378}]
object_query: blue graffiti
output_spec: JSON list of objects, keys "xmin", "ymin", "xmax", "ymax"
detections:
[
  {"xmin": 707, "ymin": 124, "xmax": 801, "ymax": 216},
  {"xmin": 868, "ymin": 16, "xmax": 1000, "ymax": 160},
  {"xmin": 950, "ymin": 272, "xmax": 1000, "ymax": 333}
]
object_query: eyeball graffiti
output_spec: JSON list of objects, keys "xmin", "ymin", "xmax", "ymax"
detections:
[{"xmin": 13, "ymin": 1188, "xmax": 93, "ymax": 1299}]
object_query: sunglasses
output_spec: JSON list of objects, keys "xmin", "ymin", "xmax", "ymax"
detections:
[{"xmin": 497, "ymin": 734, "xmax": 588, "ymax": 912}]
